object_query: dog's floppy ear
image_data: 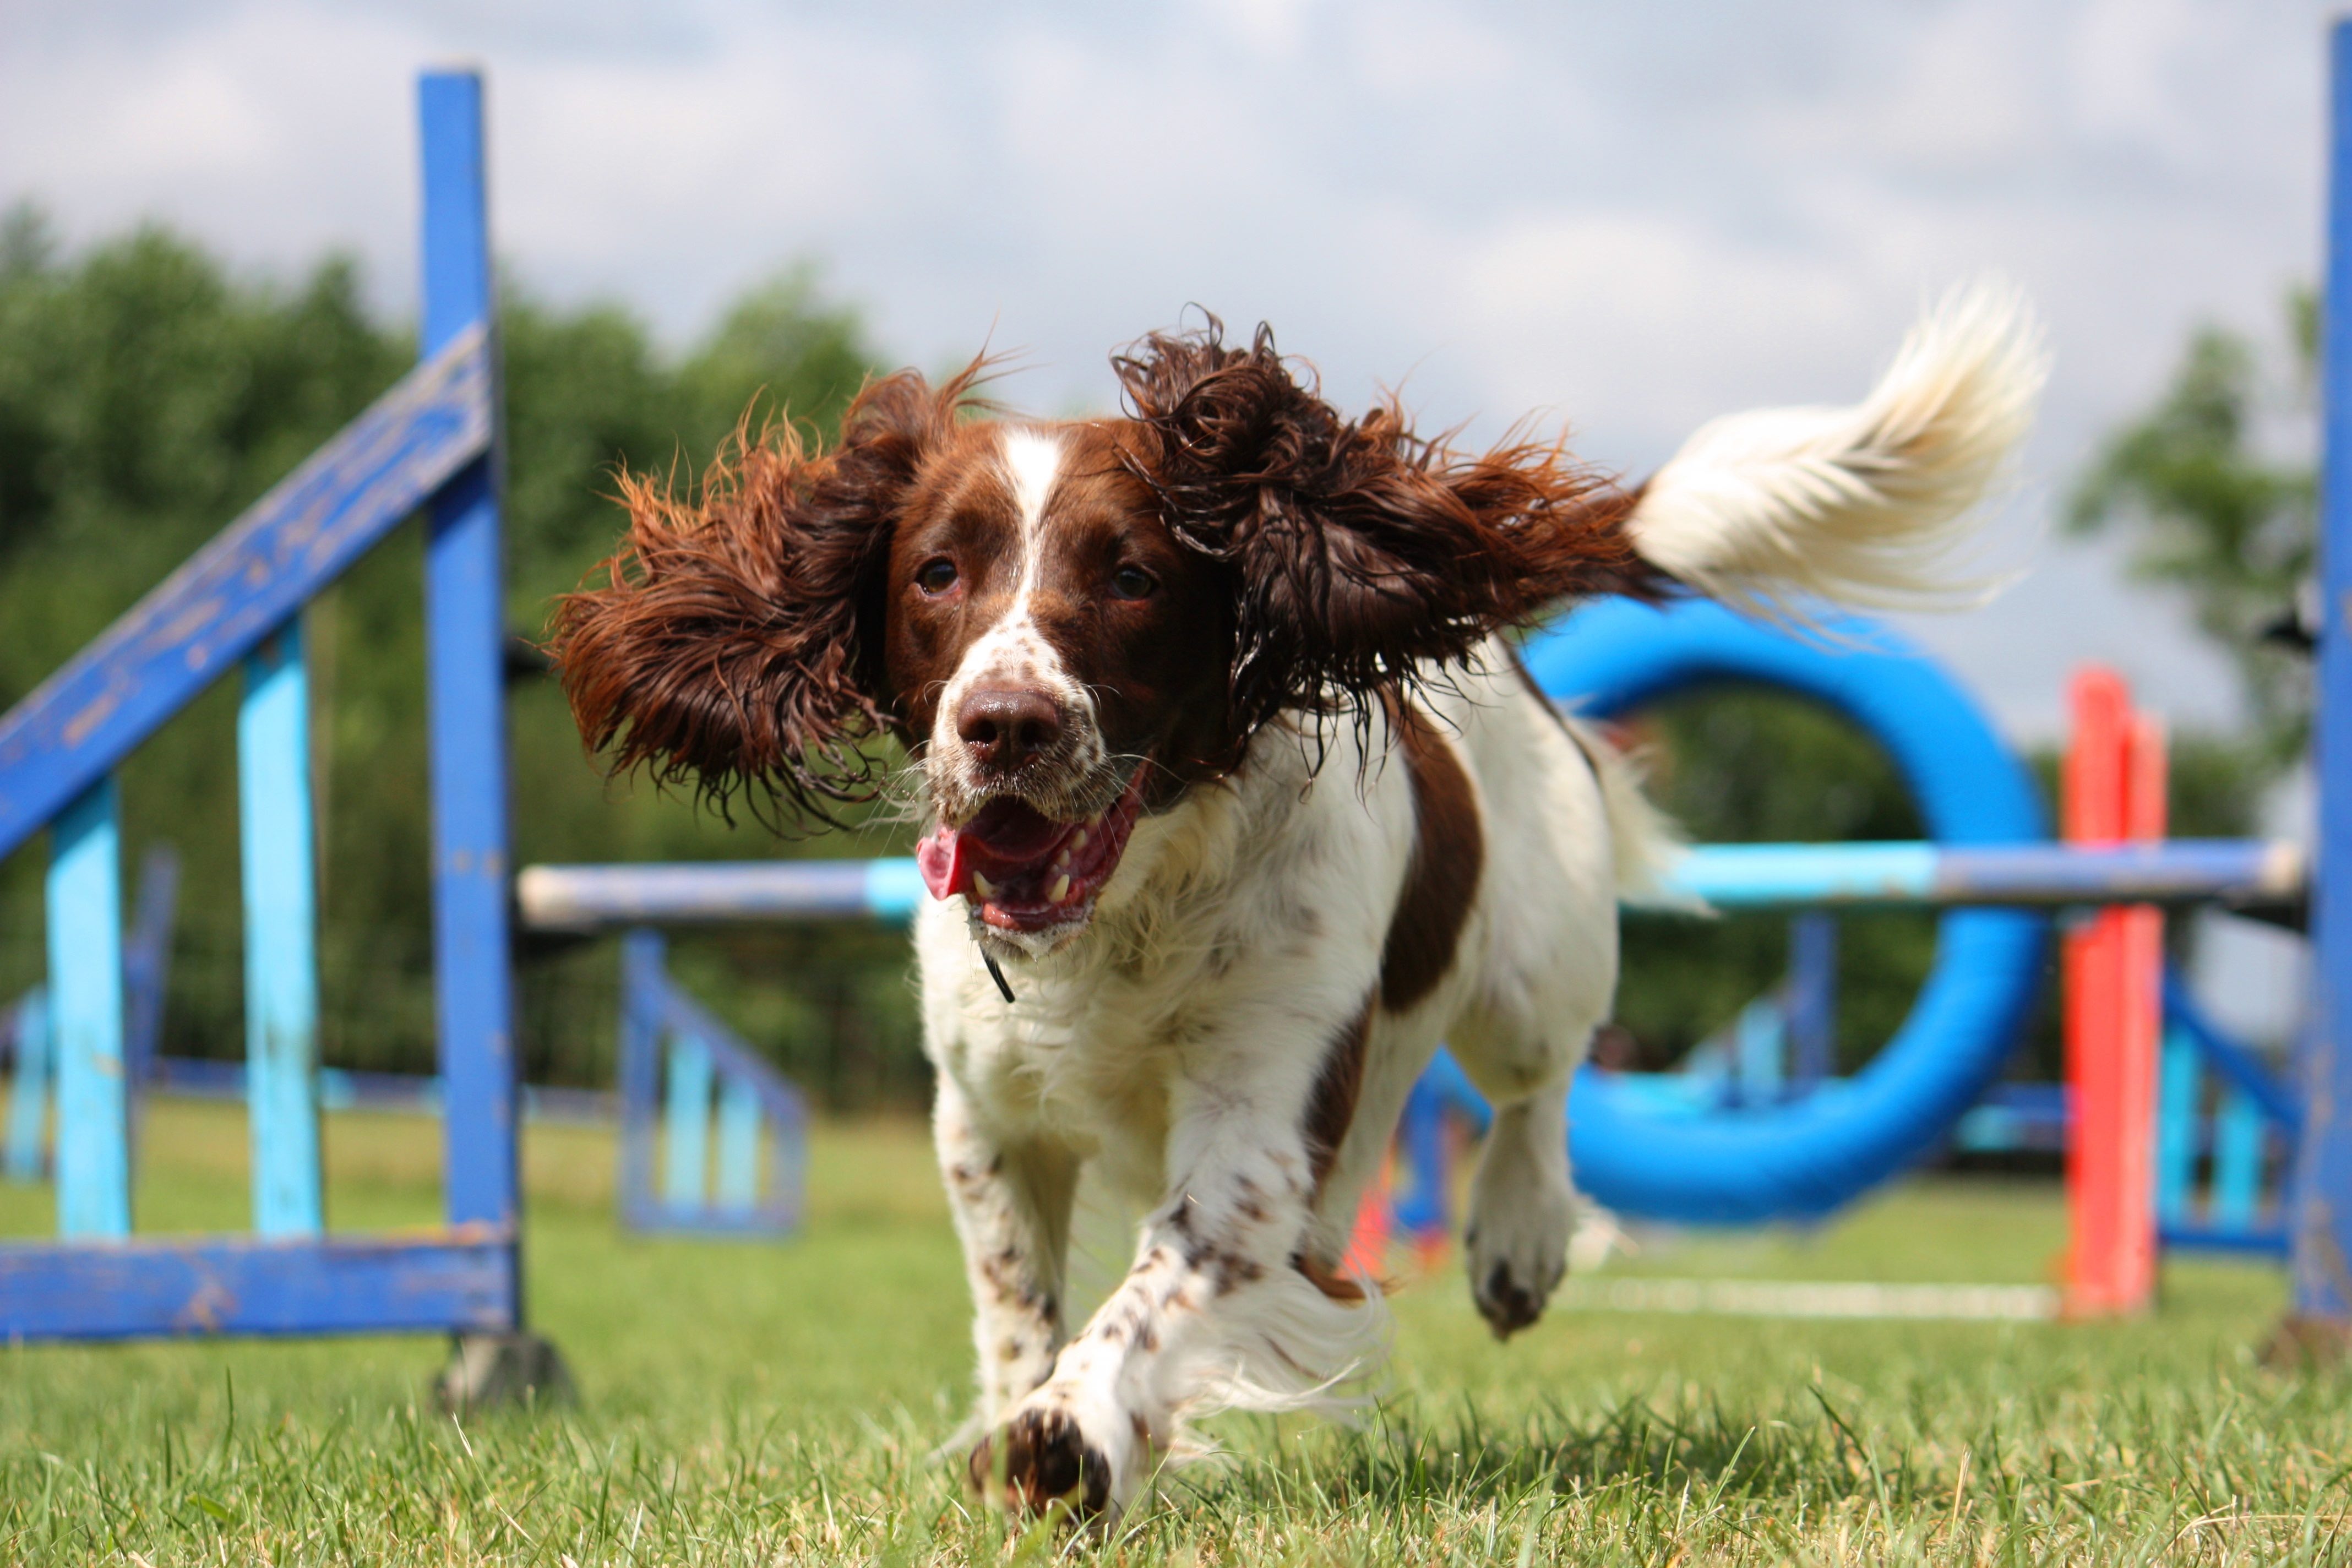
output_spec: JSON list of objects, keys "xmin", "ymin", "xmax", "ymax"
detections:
[
  {"xmin": 1113, "ymin": 318, "xmax": 1661, "ymax": 747},
  {"xmin": 549, "ymin": 366, "xmax": 972, "ymax": 826}
]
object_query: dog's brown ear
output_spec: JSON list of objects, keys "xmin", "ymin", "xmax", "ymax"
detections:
[
  {"xmin": 549, "ymin": 366, "xmax": 971, "ymax": 826},
  {"xmin": 1113, "ymin": 317, "xmax": 1659, "ymax": 747}
]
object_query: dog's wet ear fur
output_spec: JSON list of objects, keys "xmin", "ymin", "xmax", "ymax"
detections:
[
  {"xmin": 1112, "ymin": 317, "xmax": 1661, "ymax": 750},
  {"xmin": 549, "ymin": 364, "xmax": 978, "ymax": 827}
]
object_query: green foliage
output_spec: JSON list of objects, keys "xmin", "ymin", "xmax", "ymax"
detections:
[
  {"xmin": 1615, "ymin": 686, "xmax": 1950, "ymax": 1073},
  {"xmin": 0, "ymin": 211, "xmax": 928, "ymax": 1104},
  {"xmin": 2068, "ymin": 292, "xmax": 2317, "ymax": 771}
]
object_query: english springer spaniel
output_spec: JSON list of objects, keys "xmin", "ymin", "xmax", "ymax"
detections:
[{"xmin": 552, "ymin": 286, "xmax": 2040, "ymax": 1523}]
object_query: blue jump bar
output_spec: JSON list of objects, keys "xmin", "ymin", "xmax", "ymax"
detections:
[
  {"xmin": 515, "ymin": 839, "xmax": 2305, "ymax": 930},
  {"xmin": 0, "ymin": 1228, "xmax": 514, "ymax": 1342}
]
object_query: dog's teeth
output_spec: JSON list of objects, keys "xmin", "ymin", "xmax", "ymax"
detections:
[
  {"xmin": 1048, "ymin": 874, "xmax": 1071, "ymax": 903},
  {"xmin": 1071, "ymin": 829, "xmax": 1088, "ymax": 850},
  {"xmin": 972, "ymin": 871, "xmax": 997, "ymax": 900},
  {"xmin": 1053, "ymin": 850, "xmax": 1070, "ymax": 870}
]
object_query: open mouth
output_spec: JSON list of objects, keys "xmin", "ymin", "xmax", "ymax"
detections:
[{"xmin": 914, "ymin": 770, "xmax": 1146, "ymax": 935}]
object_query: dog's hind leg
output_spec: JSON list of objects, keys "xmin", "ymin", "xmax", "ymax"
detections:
[
  {"xmin": 1442, "ymin": 647, "xmax": 1634, "ymax": 1337},
  {"xmin": 1449, "ymin": 1011, "xmax": 1589, "ymax": 1339}
]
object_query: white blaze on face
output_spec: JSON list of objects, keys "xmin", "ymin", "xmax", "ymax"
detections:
[{"xmin": 930, "ymin": 428, "xmax": 1104, "ymax": 795}]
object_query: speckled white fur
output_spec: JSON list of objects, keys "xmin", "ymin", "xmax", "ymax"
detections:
[
  {"xmin": 927, "ymin": 429, "xmax": 1106, "ymax": 834},
  {"xmin": 918, "ymin": 287, "xmax": 2039, "ymax": 1523},
  {"xmin": 923, "ymin": 651, "xmax": 1629, "ymax": 1517}
]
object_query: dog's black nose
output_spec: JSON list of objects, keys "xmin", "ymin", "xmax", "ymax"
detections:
[{"xmin": 957, "ymin": 687, "xmax": 1063, "ymax": 769}]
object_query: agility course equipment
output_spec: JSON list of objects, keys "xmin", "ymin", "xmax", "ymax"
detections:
[
  {"xmin": 516, "ymin": 600, "xmax": 2310, "ymax": 1301},
  {"xmin": 0, "ymin": 72, "xmax": 536, "ymax": 1358},
  {"xmin": 9, "ymin": 23, "xmax": 2352, "ymax": 1353},
  {"xmin": 3, "ymin": 846, "xmax": 177, "ymax": 1183},
  {"xmin": 1528, "ymin": 597, "xmax": 2051, "ymax": 1225},
  {"xmin": 519, "ymin": 599, "xmax": 2281, "ymax": 1227},
  {"xmin": 617, "ymin": 930, "xmax": 809, "ymax": 1238},
  {"xmin": 2284, "ymin": 15, "xmax": 2352, "ymax": 1348}
]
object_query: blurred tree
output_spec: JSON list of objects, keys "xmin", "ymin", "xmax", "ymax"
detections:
[
  {"xmin": 2068, "ymin": 291, "xmax": 2317, "ymax": 771},
  {"xmin": 0, "ymin": 214, "xmax": 929, "ymax": 1107},
  {"xmin": 1614, "ymin": 282, "xmax": 2316, "ymax": 1072}
]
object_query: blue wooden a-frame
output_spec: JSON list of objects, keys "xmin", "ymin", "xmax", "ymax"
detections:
[{"xmin": 0, "ymin": 72, "xmax": 523, "ymax": 1344}]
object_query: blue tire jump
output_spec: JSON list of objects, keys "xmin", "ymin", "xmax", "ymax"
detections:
[{"xmin": 1520, "ymin": 597, "xmax": 2049, "ymax": 1224}]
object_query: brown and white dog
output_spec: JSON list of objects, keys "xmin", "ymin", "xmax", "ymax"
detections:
[{"xmin": 551, "ymin": 287, "xmax": 2040, "ymax": 1523}]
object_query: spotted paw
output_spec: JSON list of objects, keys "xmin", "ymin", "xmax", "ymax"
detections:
[{"xmin": 967, "ymin": 1404, "xmax": 1111, "ymax": 1521}]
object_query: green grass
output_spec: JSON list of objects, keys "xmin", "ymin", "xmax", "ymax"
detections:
[{"xmin": 2, "ymin": 1101, "xmax": 2345, "ymax": 1564}]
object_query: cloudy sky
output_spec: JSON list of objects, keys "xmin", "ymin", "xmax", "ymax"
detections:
[{"xmin": 0, "ymin": 0, "xmax": 2335, "ymax": 741}]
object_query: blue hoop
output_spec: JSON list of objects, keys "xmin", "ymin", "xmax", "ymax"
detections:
[{"xmin": 1521, "ymin": 596, "xmax": 2049, "ymax": 1224}]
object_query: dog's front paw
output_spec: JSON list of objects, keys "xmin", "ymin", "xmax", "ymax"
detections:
[{"xmin": 966, "ymin": 1389, "xmax": 1145, "ymax": 1524}]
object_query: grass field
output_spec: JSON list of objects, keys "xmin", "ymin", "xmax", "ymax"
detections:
[{"xmin": 1, "ymin": 1099, "xmax": 2345, "ymax": 1565}]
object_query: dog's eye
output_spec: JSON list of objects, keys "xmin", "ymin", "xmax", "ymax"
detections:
[
  {"xmin": 916, "ymin": 558, "xmax": 959, "ymax": 596},
  {"xmin": 1109, "ymin": 564, "xmax": 1157, "ymax": 601}
]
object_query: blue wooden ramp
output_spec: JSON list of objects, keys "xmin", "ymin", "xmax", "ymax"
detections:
[
  {"xmin": 0, "ymin": 71, "xmax": 526, "ymax": 1348},
  {"xmin": 616, "ymin": 931, "xmax": 808, "ymax": 1238}
]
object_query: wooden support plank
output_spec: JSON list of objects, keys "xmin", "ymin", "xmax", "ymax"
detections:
[
  {"xmin": 4, "ymin": 988, "xmax": 50, "ymax": 1183},
  {"xmin": 617, "ymin": 930, "xmax": 664, "ymax": 1226},
  {"xmin": 239, "ymin": 622, "xmax": 323, "ymax": 1236},
  {"xmin": 1783, "ymin": 912, "xmax": 1838, "ymax": 1092},
  {"xmin": 0, "ymin": 332, "xmax": 489, "ymax": 865},
  {"xmin": 2062, "ymin": 669, "xmax": 2164, "ymax": 1316},
  {"xmin": 715, "ymin": 1079, "xmax": 760, "ymax": 1213},
  {"xmin": 0, "ymin": 1229, "xmax": 513, "ymax": 1341},
  {"xmin": 419, "ymin": 70, "xmax": 520, "ymax": 1254},
  {"xmin": 2155, "ymin": 1026, "xmax": 2201, "ymax": 1229},
  {"xmin": 663, "ymin": 1037, "xmax": 713, "ymax": 1210},
  {"xmin": 615, "ymin": 927, "xmax": 808, "ymax": 1237},
  {"xmin": 48, "ymin": 778, "xmax": 130, "ymax": 1240},
  {"xmin": 2293, "ymin": 15, "xmax": 2352, "ymax": 1337},
  {"xmin": 1732, "ymin": 998, "xmax": 1783, "ymax": 1106},
  {"xmin": 2213, "ymin": 1090, "xmax": 2269, "ymax": 1231}
]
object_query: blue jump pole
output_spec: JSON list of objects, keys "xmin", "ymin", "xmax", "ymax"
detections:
[
  {"xmin": 240, "ymin": 621, "xmax": 323, "ymax": 1235},
  {"xmin": 48, "ymin": 779, "xmax": 129, "ymax": 1239},
  {"xmin": 420, "ymin": 70, "xmax": 520, "ymax": 1253},
  {"xmin": 2285, "ymin": 15, "xmax": 2352, "ymax": 1352}
]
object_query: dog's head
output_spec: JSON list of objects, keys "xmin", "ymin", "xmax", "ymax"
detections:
[{"xmin": 551, "ymin": 319, "xmax": 1652, "ymax": 955}]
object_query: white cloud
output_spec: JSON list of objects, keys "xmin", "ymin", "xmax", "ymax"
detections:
[{"xmin": 2, "ymin": 0, "xmax": 2339, "ymax": 741}]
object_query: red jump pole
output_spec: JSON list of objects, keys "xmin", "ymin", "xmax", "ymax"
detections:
[{"xmin": 2063, "ymin": 666, "xmax": 2168, "ymax": 1316}]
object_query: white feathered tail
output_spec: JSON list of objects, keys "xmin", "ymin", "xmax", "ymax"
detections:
[{"xmin": 1627, "ymin": 281, "xmax": 2046, "ymax": 614}]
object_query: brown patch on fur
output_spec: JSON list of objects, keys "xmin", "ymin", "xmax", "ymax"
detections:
[
  {"xmin": 1379, "ymin": 696, "xmax": 1485, "ymax": 1012},
  {"xmin": 1294, "ymin": 1251, "xmax": 1369, "ymax": 1303},
  {"xmin": 1303, "ymin": 998, "xmax": 1374, "ymax": 1191},
  {"xmin": 880, "ymin": 421, "xmax": 1238, "ymax": 806},
  {"xmin": 1112, "ymin": 316, "xmax": 1665, "ymax": 767},
  {"xmin": 552, "ymin": 315, "xmax": 1660, "ymax": 839},
  {"xmin": 968, "ymin": 1407, "xmax": 1109, "ymax": 1520},
  {"xmin": 548, "ymin": 363, "xmax": 989, "ymax": 826}
]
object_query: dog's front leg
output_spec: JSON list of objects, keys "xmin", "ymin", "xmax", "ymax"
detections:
[
  {"xmin": 969, "ymin": 1010, "xmax": 1376, "ymax": 1524},
  {"xmin": 934, "ymin": 1075, "xmax": 1081, "ymax": 1424}
]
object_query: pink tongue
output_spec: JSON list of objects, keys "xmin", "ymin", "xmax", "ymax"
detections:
[
  {"xmin": 916, "ymin": 799, "xmax": 1069, "ymax": 902},
  {"xmin": 916, "ymin": 828, "xmax": 965, "ymax": 901}
]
